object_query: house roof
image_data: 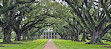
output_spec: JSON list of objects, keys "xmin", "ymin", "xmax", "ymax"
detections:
[
  {"xmin": 43, "ymin": 28, "xmax": 53, "ymax": 33},
  {"xmin": 43, "ymin": 30, "xmax": 53, "ymax": 32}
]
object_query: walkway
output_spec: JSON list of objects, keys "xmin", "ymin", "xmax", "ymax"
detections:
[{"xmin": 43, "ymin": 39, "xmax": 58, "ymax": 49}]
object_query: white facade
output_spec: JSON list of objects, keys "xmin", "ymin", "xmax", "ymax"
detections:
[{"xmin": 40, "ymin": 28, "xmax": 61, "ymax": 39}]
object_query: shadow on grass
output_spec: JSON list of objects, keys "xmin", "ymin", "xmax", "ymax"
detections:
[
  {"xmin": 19, "ymin": 40, "xmax": 34, "ymax": 42},
  {"xmin": 0, "ymin": 42, "xmax": 23, "ymax": 44},
  {"xmin": 104, "ymin": 46, "xmax": 111, "ymax": 48},
  {"xmin": 0, "ymin": 45, "xmax": 5, "ymax": 47}
]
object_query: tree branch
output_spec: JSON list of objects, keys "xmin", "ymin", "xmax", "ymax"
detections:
[{"xmin": 100, "ymin": 24, "xmax": 111, "ymax": 37}]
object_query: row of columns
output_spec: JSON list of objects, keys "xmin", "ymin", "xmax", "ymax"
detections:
[{"xmin": 43, "ymin": 32, "xmax": 57, "ymax": 39}]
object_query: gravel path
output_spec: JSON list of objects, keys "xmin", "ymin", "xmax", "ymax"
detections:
[{"xmin": 43, "ymin": 39, "xmax": 58, "ymax": 49}]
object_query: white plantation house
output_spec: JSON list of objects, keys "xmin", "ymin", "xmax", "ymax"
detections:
[{"xmin": 40, "ymin": 28, "xmax": 61, "ymax": 39}]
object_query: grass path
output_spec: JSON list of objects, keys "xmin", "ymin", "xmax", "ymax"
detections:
[
  {"xmin": 52, "ymin": 39, "xmax": 111, "ymax": 49},
  {"xmin": 0, "ymin": 39, "xmax": 48, "ymax": 49}
]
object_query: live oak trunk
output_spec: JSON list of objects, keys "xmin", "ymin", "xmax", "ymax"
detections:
[
  {"xmin": 74, "ymin": 32, "xmax": 79, "ymax": 41},
  {"xmin": 71, "ymin": 36, "xmax": 74, "ymax": 41},
  {"xmin": 23, "ymin": 32, "xmax": 27, "ymax": 40},
  {"xmin": 15, "ymin": 32, "xmax": 21, "ymax": 41},
  {"xmin": 3, "ymin": 26, "xmax": 12, "ymax": 42},
  {"xmin": 75, "ymin": 35, "xmax": 79, "ymax": 41},
  {"xmin": 81, "ymin": 31, "xmax": 86, "ymax": 42},
  {"xmin": 27, "ymin": 36, "xmax": 32, "ymax": 40},
  {"xmin": 87, "ymin": 30, "xmax": 103, "ymax": 44},
  {"xmin": 3, "ymin": 10, "xmax": 14, "ymax": 43},
  {"xmin": 60, "ymin": 35, "xmax": 64, "ymax": 39}
]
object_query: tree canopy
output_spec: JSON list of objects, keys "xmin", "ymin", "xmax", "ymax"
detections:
[{"xmin": 0, "ymin": 0, "xmax": 111, "ymax": 44}]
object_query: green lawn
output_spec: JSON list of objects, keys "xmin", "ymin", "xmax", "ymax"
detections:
[
  {"xmin": 0, "ymin": 39, "xmax": 48, "ymax": 49},
  {"xmin": 53, "ymin": 39, "xmax": 111, "ymax": 49},
  {"xmin": 1, "ymin": 39, "xmax": 111, "ymax": 49},
  {"xmin": 0, "ymin": 39, "xmax": 3, "ymax": 42}
]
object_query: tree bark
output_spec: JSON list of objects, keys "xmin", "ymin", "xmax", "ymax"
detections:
[
  {"xmin": 3, "ymin": 26, "xmax": 12, "ymax": 43},
  {"xmin": 27, "ymin": 36, "xmax": 32, "ymax": 40},
  {"xmin": 71, "ymin": 36, "xmax": 74, "ymax": 41},
  {"xmin": 74, "ymin": 32, "xmax": 79, "ymax": 41},
  {"xmin": 15, "ymin": 32, "xmax": 21, "ymax": 41},
  {"xmin": 23, "ymin": 32, "xmax": 27, "ymax": 40},
  {"xmin": 86, "ymin": 31, "xmax": 103, "ymax": 44},
  {"xmin": 81, "ymin": 31, "xmax": 86, "ymax": 42},
  {"xmin": 3, "ymin": 10, "xmax": 14, "ymax": 43}
]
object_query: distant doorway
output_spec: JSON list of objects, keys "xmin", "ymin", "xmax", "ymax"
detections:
[
  {"xmin": 49, "ymin": 37, "xmax": 51, "ymax": 39},
  {"xmin": 49, "ymin": 36, "xmax": 51, "ymax": 39}
]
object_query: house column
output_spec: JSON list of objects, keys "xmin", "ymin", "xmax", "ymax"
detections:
[
  {"xmin": 45, "ymin": 32, "xmax": 46, "ymax": 39},
  {"xmin": 48, "ymin": 32, "xmax": 49, "ymax": 39},
  {"xmin": 54, "ymin": 33, "xmax": 55, "ymax": 39},
  {"xmin": 57, "ymin": 33, "xmax": 58, "ymax": 39},
  {"xmin": 43, "ymin": 32, "xmax": 44, "ymax": 39},
  {"xmin": 51, "ymin": 32, "xmax": 52, "ymax": 39}
]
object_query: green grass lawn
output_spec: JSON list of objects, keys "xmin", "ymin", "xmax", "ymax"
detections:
[
  {"xmin": 0, "ymin": 39, "xmax": 3, "ymax": 42},
  {"xmin": 53, "ymin": 39, "xmax": 111, "ymax": 49},
  {"xmin": 0, "ymin": 39, "xmax": 48, "ymax": 49}
]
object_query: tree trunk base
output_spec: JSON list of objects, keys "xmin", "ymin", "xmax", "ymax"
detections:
[
  {"xmin": 15, "ymin": 34, "xmax": 21, "ymax": 41},
  {"xmin": 85, "ymin": 41, "xmax": 104, "ymax": 45},
  {"xmin": 81, "ymin": 40, "xmax": 86, "ymax": 42}
]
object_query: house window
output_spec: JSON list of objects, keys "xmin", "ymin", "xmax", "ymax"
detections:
[
  {"xmin": 52, "ymin": 36, "xmax": 54, "ymax": 39},
  {"xmin": 44, "ymin": 36, "xmax": 45, "ymax": 38},
  {"xmin": 49, "ymin": 32, "xmax": 51, "ymax": 35},
  {"xmin": 52, "ymin": 33, "xmax": 54, "ymax": 35},
  {"xmin": 46, "ymin": 36, "xmax": 48, "ymax": 39},
  {"xmin": 47, "ymin": 32, "xmax": 48, "ymax": 35},
  {"xmin": 55, "ymin": 33, "xmax": 57, "ymax": 35},
  {"xmin": 55, "ymin": 36, "xmax": 57, "ymax": 39}
]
